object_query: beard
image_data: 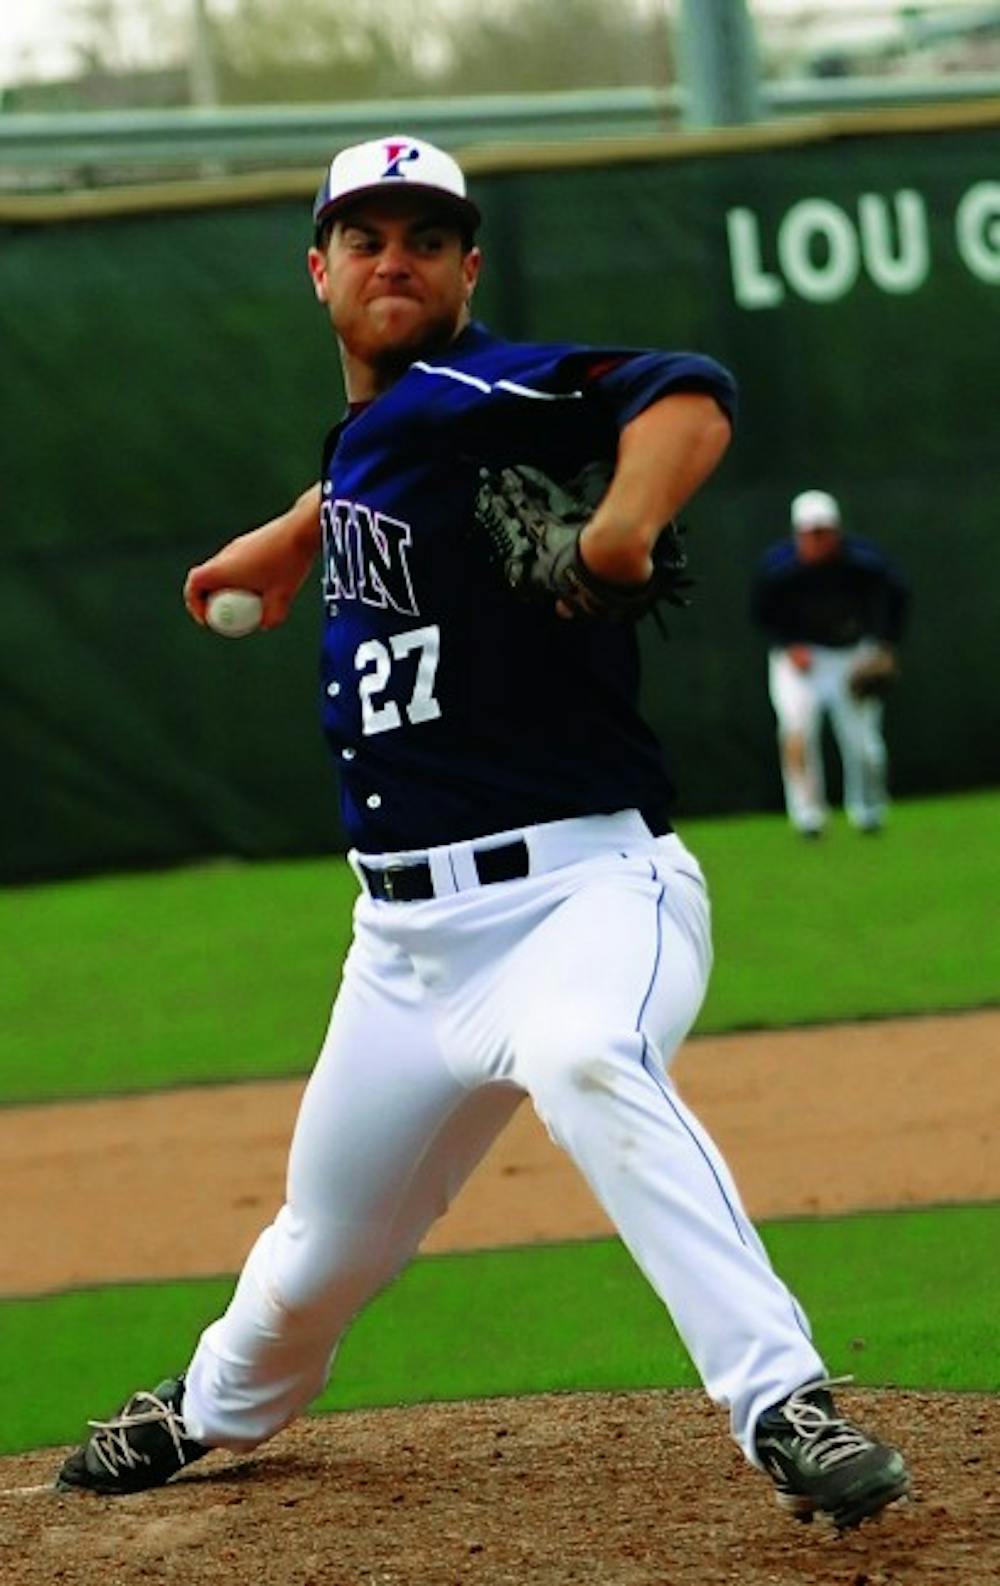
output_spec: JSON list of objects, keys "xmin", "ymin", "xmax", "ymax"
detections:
[{"xmin": 341, "ymin": 300, "xmax": 467, "ymax": 386}]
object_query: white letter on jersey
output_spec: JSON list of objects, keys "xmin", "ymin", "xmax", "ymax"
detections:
[
  {"xmin": 321, "ymin": 498, "xmax": 356, "ymax": 604},
  {"xmin": 353, "ymin": 506, "xmax": 419, "ymax": 616}
]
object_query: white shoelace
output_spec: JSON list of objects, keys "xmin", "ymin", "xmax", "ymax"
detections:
[
  {"xmin": 778, "ymin": 1375, "xmax": 875, "ymax": 1471},
  {"xmin": 87, "ymin": 1389, "xmax": 192, "ymax": 1479}
]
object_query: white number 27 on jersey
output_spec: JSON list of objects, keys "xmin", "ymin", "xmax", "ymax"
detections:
[{"xmin": 355, "ymin": 624, "xmax": 443, "ymax": 736}]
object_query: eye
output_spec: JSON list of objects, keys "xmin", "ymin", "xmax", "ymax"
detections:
[
  {"xmin": 413, "ymin": 231, "xmax": 447, "ymax": 255},
  {"xmin": 342, "ymin": 229, "xmax": 379, "ymax": 254}
]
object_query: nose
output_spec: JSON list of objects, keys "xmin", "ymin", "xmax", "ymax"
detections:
[{"xmin": 374, "ymin": 240, "xmax": 412, "ymax": 277}]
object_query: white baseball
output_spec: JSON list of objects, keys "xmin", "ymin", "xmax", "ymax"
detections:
[{"xmin": 205, "ymin": 588, "xmax": 264, "ymax": 639}]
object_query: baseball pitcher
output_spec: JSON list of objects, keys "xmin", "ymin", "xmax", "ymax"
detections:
[{"xmin": 57, "ymin": 136, "xmax": 909, "ymax": 1532}]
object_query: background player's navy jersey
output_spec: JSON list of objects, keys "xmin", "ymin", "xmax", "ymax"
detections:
[
  {"xmin": 750, "ymin": 536, "xmax": 909, "ymax": 650},
  {"xmin": 318, "ymin": 321, "xmax": 736, "ymax": 853}
]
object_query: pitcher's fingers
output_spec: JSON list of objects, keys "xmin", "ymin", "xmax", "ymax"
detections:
[
  {"xmin": 183, "ymin": 565, "xmax": 217, "ymax": 624},
  {"xmin": 257, "ymin": 591, "xmax": 293, "ymax": 631}
]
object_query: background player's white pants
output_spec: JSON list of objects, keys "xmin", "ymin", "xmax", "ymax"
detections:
[
  {"xmin": 183, "ymin": 812, "xmax": 824, "ymax": 1466},
  {"xmin": 768, "ymin": 644, "xmax": 889, "ymax": 833}
]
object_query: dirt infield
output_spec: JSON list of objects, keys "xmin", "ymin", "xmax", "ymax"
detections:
[
  {"xmin": 0, "ymin": 1009, "xmax": 996, "ymax": 1584},
  {"xmin": 1, "ymin": 1009, "xmax": 997, "ymax": 1296},
  {"xmin": 1, "ymin": 1389, "xmax": 997, "ymax": 1585}
]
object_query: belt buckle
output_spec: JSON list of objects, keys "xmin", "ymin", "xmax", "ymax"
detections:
[{"xmin": 381, "ymin": 865, "xmax": 405, "ymax": 902}]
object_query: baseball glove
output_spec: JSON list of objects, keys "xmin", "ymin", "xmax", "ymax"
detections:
[
  {"xmin": 474, "ymin": 461, "xmax": 693, "ymax": 622},
  {"xmin": 848, "ymin": 649, "xmax": 899, "ymax": 700}
]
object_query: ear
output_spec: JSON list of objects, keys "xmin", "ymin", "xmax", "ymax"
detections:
[
  {"xmin": 462, "ymin": 245, "xmax": 482, "ymax": 304},
  {"xmin": 307, "ymin": 246, "xmax": 329, "ymax": 303}
]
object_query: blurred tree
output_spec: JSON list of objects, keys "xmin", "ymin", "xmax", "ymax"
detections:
[
  {"xmin": 215, "ymin": 0, "xmax": 428, "ymax": 102},
  {"xmin": 211, "ymin": 0, "xmax": 674, "ymax": 104},
  {"xmin": 62, "ymin": 0, "xmax": 186, "ymax": 75},
  {"xmin": 65, "ymin": 0, "xmax": 121, "ymax": 73},
  {"xmin": 434, "ymin": 0, "xmax": 674, "ymax": 95},
  {"xmin": 19, "ymin": 0, "xmax": 673, "ymax": 111}
]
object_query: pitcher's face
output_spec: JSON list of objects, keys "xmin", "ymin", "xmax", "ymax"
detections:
[{"xmin": 308, "ymin": 191, "xmax": 480, "ymax": 374}]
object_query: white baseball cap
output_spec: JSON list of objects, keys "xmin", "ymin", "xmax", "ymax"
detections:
[
  {"xmin": 790, "ymin": 489, "xmax": 842, "ymax": 532},
  {"xmin": 312, "ymin": 134, "xmax": 481, "ymax": 240}
]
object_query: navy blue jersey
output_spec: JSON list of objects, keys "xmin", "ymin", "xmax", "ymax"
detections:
[
  {"xmin": 318, "ymin": 321, "xmax": 736, "ymax": 852},
  {"xmin": 750, "ymin": 535, "xmax": 909, "ymax": 650}
]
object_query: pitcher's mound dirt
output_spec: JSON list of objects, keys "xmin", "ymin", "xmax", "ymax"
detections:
[{"xmin": 1, "ymin": 1388, "xmax": 996, "ymax": 1586}]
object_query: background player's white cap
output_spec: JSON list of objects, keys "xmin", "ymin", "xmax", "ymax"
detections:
[
  {"xmin": 790, "ymin": 489, "xmax": 842, "ymax": 532},
  {"xmin": 312, "ymin": 135, "xmax": 481, "ymax": 240}
]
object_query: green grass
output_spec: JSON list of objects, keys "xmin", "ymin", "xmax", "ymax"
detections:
[
  {"xmin": 2, "ymin": 790, "xmax": 998, "ymax": 1104},
  {"xmin": 4, "ymin": 856, "xmax": 356, "ymax": 1103},
  {"xmin": 694, "ymin": 789, "xmax": 1000, "ymax": 1030},
  {"xmin": 1, "ymin": 1203, "xmax": 995, "ymax": 1456}
]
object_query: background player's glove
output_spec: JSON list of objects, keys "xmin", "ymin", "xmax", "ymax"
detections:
[
  {"xmin": 474, "ymin": 462, "xmax": 693, "ymax": 622},
  {"xmin": 848, "ymin": 647, "xmax": 899, "ymax": 700}
]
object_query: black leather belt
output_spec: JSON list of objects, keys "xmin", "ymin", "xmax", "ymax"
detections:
[{"xmin": 360, "ymin": 837, "xmax": 530, "ymax": 903}]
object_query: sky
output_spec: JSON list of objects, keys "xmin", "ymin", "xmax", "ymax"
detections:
[{"xmin": 0, "ymin": 1, "xmax": 970, "ymax": 93}]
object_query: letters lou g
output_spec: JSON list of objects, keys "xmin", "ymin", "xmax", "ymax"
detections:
[{"xmin": 726, "ymin": 181, "xmax": 1000, "ymax": 308}]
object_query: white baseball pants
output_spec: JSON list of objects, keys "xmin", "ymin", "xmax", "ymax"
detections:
[
  {"xmin": 768, "ymin": 644, "xmax": 889, "ymax": 833},
  {"xmin": 183, "ymin": 810, "xmax": 824, "ymax": 1464}
]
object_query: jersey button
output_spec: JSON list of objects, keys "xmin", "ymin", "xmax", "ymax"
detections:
[
  {"xmin": 341, "ymin": 747, "xmax": 356, "ymax": 761},
  {"xmin": 366, "ymin": 794, "xmax": 382, "ymax": 810},
  {"xmin": 326, "ymin": 681, "xmax": 341, "ymax": 698}
]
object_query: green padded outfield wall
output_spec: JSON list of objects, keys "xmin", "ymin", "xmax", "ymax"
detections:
[{"xmin": 2, "ymin": 107, "xmax": 998, "ymax": 880}]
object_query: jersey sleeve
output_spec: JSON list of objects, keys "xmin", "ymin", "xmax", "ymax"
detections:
[
  {"xmin": 483, "ymin": 334, "xmax": 737, "ymax": 430},
  {"xmin": 584, "ymin": 349, "xmax": 738, "ymax": 429}
]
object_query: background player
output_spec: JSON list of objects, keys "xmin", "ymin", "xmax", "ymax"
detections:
[
  {"xmin": 751, "ymin": 489, "xmax": 910, "ymax": 838},
  {"xmin": 56, "ymin": 136, "xmax": 909, "ymax": 1531}
]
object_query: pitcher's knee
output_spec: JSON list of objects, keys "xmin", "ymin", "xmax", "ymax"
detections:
[{"xmin": 514, "ymin": 1018, "xmax": 638, "ymax": 1107}]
